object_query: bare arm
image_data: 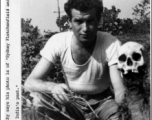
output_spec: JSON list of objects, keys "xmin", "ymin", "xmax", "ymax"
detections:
[
  {"xmin": 24, "ymin": 57, "xmax": 56, "ymax": 92},
  {"xmin": 24, "ymin": 57, "xmax": 69, "ymax": 103},
  {"xmin": 109, "ymin": 64, "xmax": 126, "ymax": 105}
]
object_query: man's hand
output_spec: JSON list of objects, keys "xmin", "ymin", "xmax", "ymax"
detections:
[
  {"xmin": 115, "ymin": 90, "xmax": 126, "ymax": 105},
  {"xmin": 51, "ymin": 83, "xmax": 70, "ymax": 104}
]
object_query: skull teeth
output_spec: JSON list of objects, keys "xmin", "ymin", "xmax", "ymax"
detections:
[
  {"xmin": 132, "ymin": 69, "xmax": 138, "ymax": 73},
  {"xmin": 121, "ymin": 69, "xmax": 139, "ymax": 75},
  {"xmin": 124, "ymin": 71, "xmax": 128, "ymax": 74}
]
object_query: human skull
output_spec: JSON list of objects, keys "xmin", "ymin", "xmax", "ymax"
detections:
[{"xmin": 117, "ymin": 42, "xmax": 147, "ymax": 75}]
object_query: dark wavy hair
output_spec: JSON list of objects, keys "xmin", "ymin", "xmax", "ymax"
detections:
[{"xmin": 64, "ymin": 0, "xmax": 103, "ymax": 21}]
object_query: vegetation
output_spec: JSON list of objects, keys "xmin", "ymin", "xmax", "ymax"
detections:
[
  {"xmin": 56, "ymin": 15, "xmax": 70, "ymax": 32},
  {"xmin": 22, "ymin": 0, "xmax": 150, "ymax": 119},
  {"xmin": 132, "ymin": 0, "xmax": 150, "ymax": 34}
]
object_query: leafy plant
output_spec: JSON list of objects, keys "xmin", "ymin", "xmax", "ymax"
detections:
[
  {"xmin": 132, "ymin": 0, "xmax": 150, "ymax": 34},
  {"xmin": 21, "ymin": 19, "xmax": 64, "ymax": 114},
  {"xmin": 56, "ymin": 15, "xmax": 71, "ymax": 32},
  {"xmin": 98, "ymin": 6, "xmax": 134, "ymax": 35},
  {"xmin": 21, "ymin": 18, "xmax": 43, "ymax": 82}
]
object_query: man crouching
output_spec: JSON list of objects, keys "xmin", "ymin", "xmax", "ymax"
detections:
[{"xmin": 24, "ymin": 0, "xmax": 126, "ymax": 120}]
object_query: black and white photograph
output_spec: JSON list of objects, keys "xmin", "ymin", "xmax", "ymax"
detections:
[{"xmin": 2, "ymin": 0, "xmax": 151, "ymax": 120}]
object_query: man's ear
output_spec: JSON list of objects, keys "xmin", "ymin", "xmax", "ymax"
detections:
[{"xmin": 68, "ymin": 19, "xmax": 72, "ymax": 29}]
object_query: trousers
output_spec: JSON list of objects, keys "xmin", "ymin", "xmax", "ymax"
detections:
[{"xmin": 22, "ymin": 88, "xmax": 121, "ymax": 120}]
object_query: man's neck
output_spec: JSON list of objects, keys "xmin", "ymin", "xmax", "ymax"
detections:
[
  {"xmin": 73, "ymin": 35, "xmax": 97, "ymax": 50},
  {"xmin": 71, "ymin": 35, "xmax": 97, "ymax": 65}
]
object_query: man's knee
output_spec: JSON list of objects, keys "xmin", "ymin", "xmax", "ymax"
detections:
[{"xmin": 97, "ymin": 99, "xmax": 120, "ymax": 120}]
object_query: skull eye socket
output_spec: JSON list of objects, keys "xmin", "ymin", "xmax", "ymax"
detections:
[
  {"xmin": 119, "ymin": 54, "xmax": 127, "ymax": 62},
  {"xmin": 132, "ymin": 52, "xmax": 141, "ymax": 61}
]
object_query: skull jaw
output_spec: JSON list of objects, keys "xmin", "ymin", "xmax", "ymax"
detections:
[
  {"xmin": 119, "ymin": 68, "xmax": 145, "ymax": 96},
  {"xmin": 119, "ymin": 64, "xmax": 147, "ymax": 94},
  {"xmin": 118, "ymin": 68, "xmax": 138, "ymax": 77}
]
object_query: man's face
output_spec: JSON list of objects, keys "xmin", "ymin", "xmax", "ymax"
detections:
[{"xmin": 70, "ymin": 8, "xmax": 99, "ymax": 44}]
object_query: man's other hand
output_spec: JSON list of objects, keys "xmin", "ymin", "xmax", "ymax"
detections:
[{"xmin": 115, "ymin": 90, "xmax": 126, "ymax": 105}]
